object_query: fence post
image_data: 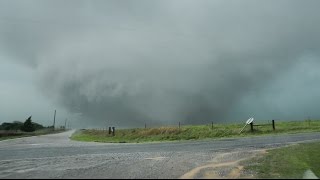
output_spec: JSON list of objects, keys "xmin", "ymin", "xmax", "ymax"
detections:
[
  {"xmin": 112, "ymin": 127, "xmax": 115, "ymax": 136},
  {"xmin": 250, "ymin": 122, "xmax": 254, "ymax": 132},
  {"xmin": 108, "ymin": 127, "xmax": 111, "ymax": 134},
  {"xmin": 272, "ymin": 120, "xmax": 275, "ymax": 130}
]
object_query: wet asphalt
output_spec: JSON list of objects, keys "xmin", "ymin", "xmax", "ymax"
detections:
[{"xmin": 0, "ymin": 130, "xmax": 320, "ymax": 179}]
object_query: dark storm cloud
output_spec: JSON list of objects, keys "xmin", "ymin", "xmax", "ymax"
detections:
[{"xmin": 1, "ymin": 0, "xmax": 320, "ymax": 127}]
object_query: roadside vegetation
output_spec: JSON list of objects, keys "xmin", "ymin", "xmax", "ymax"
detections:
[
  {"xmin": 241, "ymin": 141, "xmax": 320, "ymax": 178},
  {"xmin": 71, "ymin": 120, "xmax": 320, "ymax": 143},
  {"xmin": 0, "ymin": 129, "xmax": 66, "ymax": 141},
  {"xmin": 0, "ymin": 116, "xmax": 66, "ymax": 141}
]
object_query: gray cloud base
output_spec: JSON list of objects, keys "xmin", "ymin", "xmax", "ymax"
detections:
[{"xmin": 1, "ymin": 0, "xmax": 320, "ymax": 127}]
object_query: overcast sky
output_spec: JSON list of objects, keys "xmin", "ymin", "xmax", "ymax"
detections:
[{"xmin": 1, "ymin": 0, "xmax": 320, "ymax": 128}]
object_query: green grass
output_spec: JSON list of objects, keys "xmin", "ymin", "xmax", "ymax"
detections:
[
  {"xmin": 0, "ymin": 129, "xmax": 67, "ymax": 141},
  {"xmin": 71, "ymin": 120, "xmax": 320, "ymax": 143},
  {"xmin": 242, "ymin": 141, "xmax": 320, "ymax": 178}
]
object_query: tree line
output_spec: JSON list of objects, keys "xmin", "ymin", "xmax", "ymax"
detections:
[{"xmin": 0, "ymin": 116, "xmax": 50, "ymax": 132}]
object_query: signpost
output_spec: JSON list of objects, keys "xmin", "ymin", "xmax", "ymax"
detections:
[{"xmin": 239, "ymin": 117, "xmax": 254, "ymax": 134}]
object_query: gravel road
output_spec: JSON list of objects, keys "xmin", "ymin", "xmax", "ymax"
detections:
[{"xmin": 1, "ymin": 130, "xmax": 320, "ymax": 179}]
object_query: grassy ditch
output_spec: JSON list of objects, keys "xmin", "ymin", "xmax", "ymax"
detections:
[
  {"xmin": 71, "ymin": 120, "xmax": 320, "ymax": 143},
  {"xmin": 241, "ymin": 141, "xmax": 320, "ymax": 178},
  {"xmin": 0, "ymin": 129, "xmax": 67, "ymax": 141}
]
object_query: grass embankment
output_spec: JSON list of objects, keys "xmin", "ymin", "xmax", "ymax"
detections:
[
  {"xmin": 0, "ymin": 129, "xmax": 67, "ymax": 141},
  {"xmin": 242, "ymin": 141, "xmax": 320, "ymax": 178},
  {"xmin": 71, "ymin": 120, "xmax": 320, "ymax": 143}
]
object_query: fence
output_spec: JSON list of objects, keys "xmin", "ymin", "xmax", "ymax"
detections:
[{"xmin": 250, "ymin": 120, "xmax": 275, "ymax": 132}]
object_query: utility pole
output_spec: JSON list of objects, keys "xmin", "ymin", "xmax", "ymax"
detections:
[
  {"xmin": 53, "ymin": 110, "xmax": 56, "ymax": 131},
  {"xmin": 65, "ymin": 119, "xmax": 67, "ymax": 130}
]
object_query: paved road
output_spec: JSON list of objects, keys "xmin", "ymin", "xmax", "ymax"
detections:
[{"xmin": 0, "ymin": 130, "xmax": 320, "ymax": 179}]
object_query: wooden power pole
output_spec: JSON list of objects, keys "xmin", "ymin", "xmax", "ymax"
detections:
[{"xmin": 53, "ymin": 110, "xmax": 56, "ymax": 130}]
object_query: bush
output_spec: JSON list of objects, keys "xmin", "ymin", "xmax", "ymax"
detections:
[
  {"xmin": 33, "ymin": 122, "xmax": 44, "ymax": 130},
  {"xmin": 0, "ymin": 121, "xmax": 23, "ymax": 131}
]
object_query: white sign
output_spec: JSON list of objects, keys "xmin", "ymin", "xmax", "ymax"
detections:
[
  {"xmin": 240, "ymin": 117, "xmax": 254, "ymax": 134},
  {"xmin": 246, "ymin": 117, "xmax": 254, "ymax": 124}
]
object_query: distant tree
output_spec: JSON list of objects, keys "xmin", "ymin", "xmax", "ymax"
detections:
[
  {"xmin": 21, "ymin": 116, "xmax": 35, "ymax": 132},
  {"xmin": 11, "ymin": 121, "xmax": 23, "ymax": 130},
  {"xmin": 0, "ymin": 123, "xmax": 12, "ymax": 130},
  {"xmin": 0, "ymin": 121, "xmax": 23, "ymax": 131},
  {"xmin": 32, "ymin": 122, "xmax": 44, "ymax": 130}
]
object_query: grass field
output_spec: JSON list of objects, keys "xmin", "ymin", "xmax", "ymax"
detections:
[
  {"xmin": 0, "ymin": 129, "xmax": 67, "ymax": 141},
  {"xmin": 241, "ymin": 141, "xmax": 320, "ymax": 178},
  {"xmin": 71, "ymin": 120, "xmax": 320, "ymax": 143}
]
